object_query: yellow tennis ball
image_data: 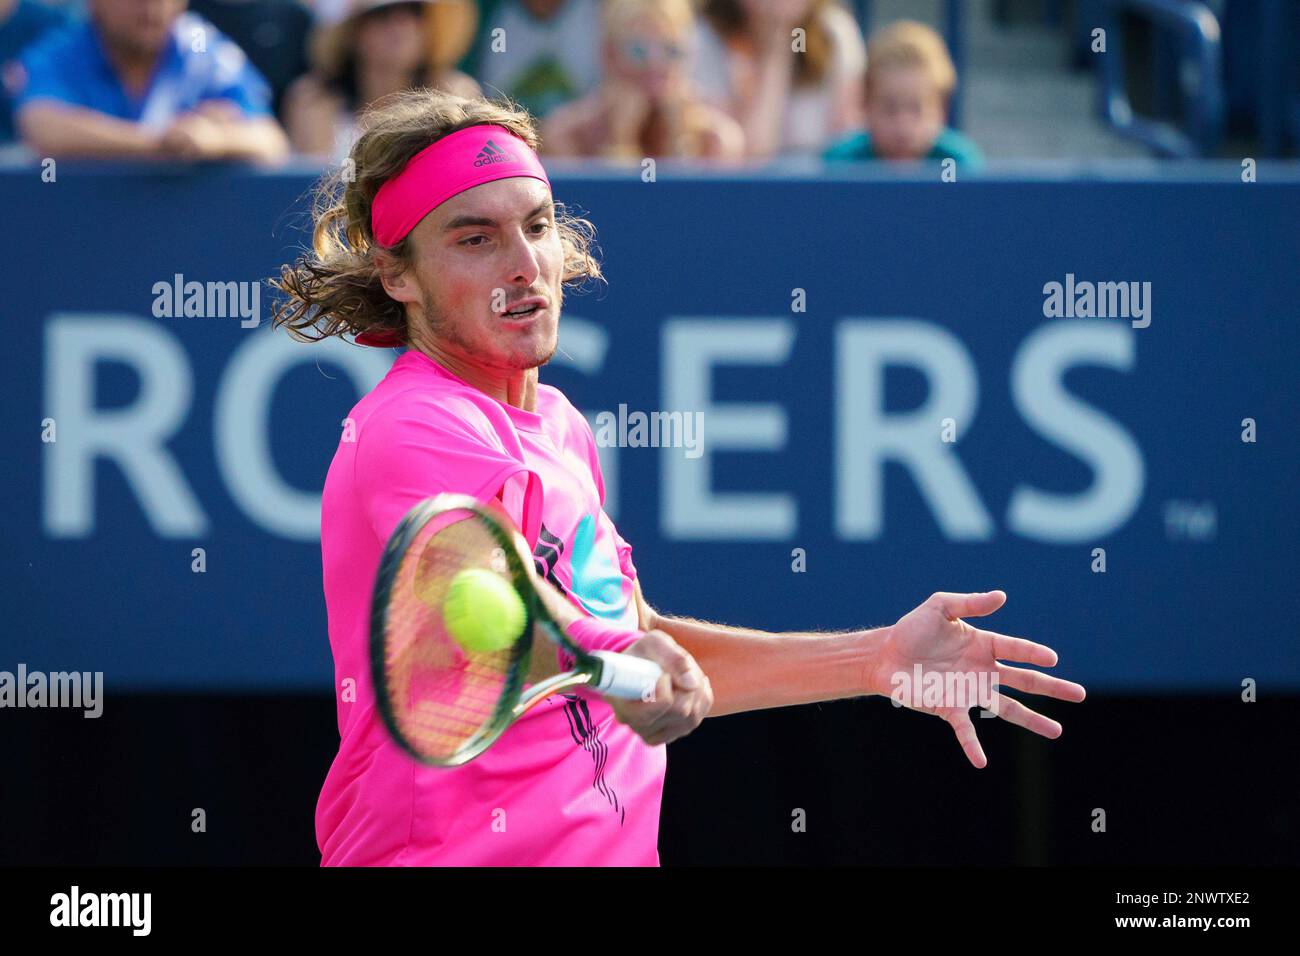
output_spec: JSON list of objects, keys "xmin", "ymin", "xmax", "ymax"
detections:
[{"xmin": 443, "ymin": 568, "xmax": 527, "ymax": 654}]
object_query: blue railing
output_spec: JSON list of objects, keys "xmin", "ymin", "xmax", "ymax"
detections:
[
  {"xmin": 1096, "ymin": 0, "xmax": 1225, "ymax": 157},
  {"xmin": 1252, "ymin": 0, "xmax": 1299, "ymax": 156}
]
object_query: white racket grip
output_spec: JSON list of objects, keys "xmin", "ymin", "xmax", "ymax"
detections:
[{"xmin": 591, "ymin": 651, "xmax": 664, "ymax": 701}]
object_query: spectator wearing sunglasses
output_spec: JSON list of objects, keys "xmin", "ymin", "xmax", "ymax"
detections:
[{"xmin": 541, "ymin": 0, "xmax": 743, "ymax": 162}]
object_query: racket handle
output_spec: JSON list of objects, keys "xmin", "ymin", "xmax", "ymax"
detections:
[{"xmin": 590, "ymin": 651, "xmax": 664, "ymax": 701}]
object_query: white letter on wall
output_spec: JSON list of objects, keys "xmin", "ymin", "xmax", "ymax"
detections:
[
  {"xmin": 1008, "ymin": 321, "xmax": 1144, "ymax": 542},
  {"xmin": 836, "ymin": 319, "xmax": 992, "ymax": 540},
  {"xmin": 215, "ymin": 333, "xmax": 391, "ymax": 540},
  {"xmin": 44, "ymin": 314, "xmax": 205, "ymax": 537},
  {"xmin": 662, "ymin": 319, "xmax": 796, "ymax": 539}
]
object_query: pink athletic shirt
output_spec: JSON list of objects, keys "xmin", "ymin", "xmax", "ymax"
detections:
[{"xmin": 316, "ymin": 349, "xmax": 666, "ymax": 866}]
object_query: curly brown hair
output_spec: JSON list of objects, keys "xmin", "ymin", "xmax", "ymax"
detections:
[{"xmin": 271, "ymin": 89, "xmax": 603, "ymax": 346}]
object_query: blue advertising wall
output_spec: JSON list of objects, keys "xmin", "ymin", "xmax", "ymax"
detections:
[{"xmin": 4, "ymin": 161, "xmax": 1297, "ymax": 691}]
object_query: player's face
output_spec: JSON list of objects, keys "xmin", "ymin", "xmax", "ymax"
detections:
[
  {"xmin": 866, "ymin": 66, "xmax": 947, "ymax": 161},
  {"xmin": 402, "ymin": 177, "xmax": 564, "ymax": 373}
]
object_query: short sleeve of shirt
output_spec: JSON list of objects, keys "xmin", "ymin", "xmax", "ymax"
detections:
[
  {"xmin": 12, "ymin": 34, "xmax": 78, "ymax": 112},
  {"xmin": 613, "ymin": 526, "xmax": 637, "ymax": 581},
  {"xmin": 353, "ymin": 391, "xmax": 543, "ymax": 547},
  {"xmin": 822, "ymin": 129, "xmax": 869, "ymax": 162},
  {"xmin": 933, "ymin": 128, "xmax": 985, "ymax": 169},
  {"xmin": 201, "ymin": 37, "xmax": 273, "ymax": 118}
]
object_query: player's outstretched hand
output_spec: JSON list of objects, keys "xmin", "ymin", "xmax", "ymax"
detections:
[
  {"xmin": 608, "ymin": 630, "xmax": 713, "ymax": 747},
  {"xmin": 868, "ymin": 591, "xmax": 1086, "ymax": 769}
]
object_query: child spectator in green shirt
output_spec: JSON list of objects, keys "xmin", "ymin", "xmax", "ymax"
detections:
[{"xmin": 824, "ymin": 19, "xmax": 982, "ymax": 169}]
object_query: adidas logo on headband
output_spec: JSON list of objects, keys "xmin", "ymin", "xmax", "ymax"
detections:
[
  {"xmin": 473, "ymin": 140, "xmax": 517, "ymax": 167},
  {"xmin": 370, "ymin": 126, "xmax": 550, "ymax": 249}
]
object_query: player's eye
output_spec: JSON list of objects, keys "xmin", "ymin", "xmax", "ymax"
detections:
[{"xmin": 461, "ymin": 223, "xmax": 548, "ymax": 246}]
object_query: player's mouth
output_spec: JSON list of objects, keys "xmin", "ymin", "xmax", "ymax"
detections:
[{"xmin": 498, "ymin": 297, "xmax": 547, "ymax": 324}]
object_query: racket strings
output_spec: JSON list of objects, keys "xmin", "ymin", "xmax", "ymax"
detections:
[{"xmin": 382, "ymin": 512, "xmax": 521, "ymax": 761}]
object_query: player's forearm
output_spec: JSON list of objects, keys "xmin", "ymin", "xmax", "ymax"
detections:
[{"xmin": 652, "ymin": 614, "xmax": 888, "ymax": 716}]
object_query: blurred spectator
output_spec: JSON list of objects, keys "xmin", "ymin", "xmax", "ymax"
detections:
[
  {"xmin": 692, "ymin": 0, "xmax": 866, "ymax": 159},
  {"xmin": 823, "ymin": 20, "xmax": 982, "ymax": 168},
  {"xmin": 300, "ymin": 0, "xmax": 348, "ymax": 19},
  {"xmin": 0, "ymin": 0, "xmax": 71, "ymax": 144},
  {"xmin": 188, "ymin": 0, "xmax": 313, "ymax": 120},
  {"xmin": 285, "ymin": 0, "xmax": 479, "ymax": 159},
  {"xmin": 474, "ymin": 0, "xmax": 600, "ymax": 119},
  {"xmin": 543, "ymin": 0, "xmax": 743, "ymax": 161},
  {"xmin": 12, "ymin": 0, "xmax": 288, "ymax": 162}
]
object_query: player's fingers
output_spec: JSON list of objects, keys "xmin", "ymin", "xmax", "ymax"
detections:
[
  {"xmin": 990, "ymin": 692, "xmax": 1062, "ymax": 739},
  {"xmin": 974, "ymin": 628, "xmax": 1059, "ymax": 667},
  {"xmin": 637, "ymin": 710, "xmax": 691, "ymax": 746},
  {"xmin": 693, "ymin": 674, "xmax": 714, "ymax": 721},
  {"xmin": 929, "ymin": 590, "xmax": 1007, "ymax": 620},
  {"xmin": 668, "ymin": 671, "xmax": 711, "ymax": 726},
  {"xmin": 646, "ymin": 671, "xmax": 674, "ymax": 709},
  {"xmin": 623, "ymin": 631, "xmax": 697, "ymax": 704},
  {"xmin": 946, "ymin": 709, "xmax": 988, "ymax": 768},
  {"xmin": 610, "ymin": 671, "xmax": 672, "ymax": 722},
  {"xmin": 638, "ymin": 675, "xmax": 711, "ymax": 742},
  {"xmin": 997, "ymin": 664, "xmax": 1086, "ymax": 702},
  {"xmin": 641, "ymin": 629, "xmax": 705, "ymax": 691},
  {"xmin": 672, "ymin": 655, "xmax": 706, "ymax": 692},
  {"xmin": 670, "ymin": 675, "xmax": 712, "ymax": 730},
  {"xmin": 641, "ymin": 728, "xmax": 675, "ymax": 747}
]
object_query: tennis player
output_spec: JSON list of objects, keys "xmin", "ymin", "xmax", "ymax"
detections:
[{"xmin": 272, "ymin": 90, "xmax": 1086, "ymax": 867}]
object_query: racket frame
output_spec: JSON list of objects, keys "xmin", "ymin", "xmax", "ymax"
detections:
[{"xmin": 370, "ymin": 493, "xmax": 624, "ymax": 767}]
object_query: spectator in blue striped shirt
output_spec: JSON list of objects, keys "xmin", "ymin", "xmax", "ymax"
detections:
[
  {"xmin": 0, "ymin": 0, "xmax": 71, "ymax": 144},
  {"xmin": 12, "ymin": 0, "xmax": 288, "ymax": 162}
]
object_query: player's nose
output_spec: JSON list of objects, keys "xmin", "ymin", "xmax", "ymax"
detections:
[{"xmin": 500, "ymin": 228, "xmax": 543, "ymax": 287}]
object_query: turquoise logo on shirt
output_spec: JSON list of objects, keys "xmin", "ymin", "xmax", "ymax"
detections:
[{"xmin": 567, "ymin": 514, "xmax": 627, "ymax": 620}]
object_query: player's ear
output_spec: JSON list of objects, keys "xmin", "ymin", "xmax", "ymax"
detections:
[{"xmin": 374, "ymin": 249, "xmax": 420, "ymax": 305}]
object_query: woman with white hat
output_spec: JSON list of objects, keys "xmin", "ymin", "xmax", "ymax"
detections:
[{"xmin": 284, "ymin": 0, "xmax": 480, "ymax": 159}]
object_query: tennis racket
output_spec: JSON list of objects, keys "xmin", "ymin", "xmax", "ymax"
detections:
[{"xmin": 369, "ymin": 493, "xmax": 664, "ymax": 767}]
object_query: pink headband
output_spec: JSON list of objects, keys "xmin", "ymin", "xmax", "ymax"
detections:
[{"xmin": 369, "ymin": 124, "xmax": 551, "ymax": 249}]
